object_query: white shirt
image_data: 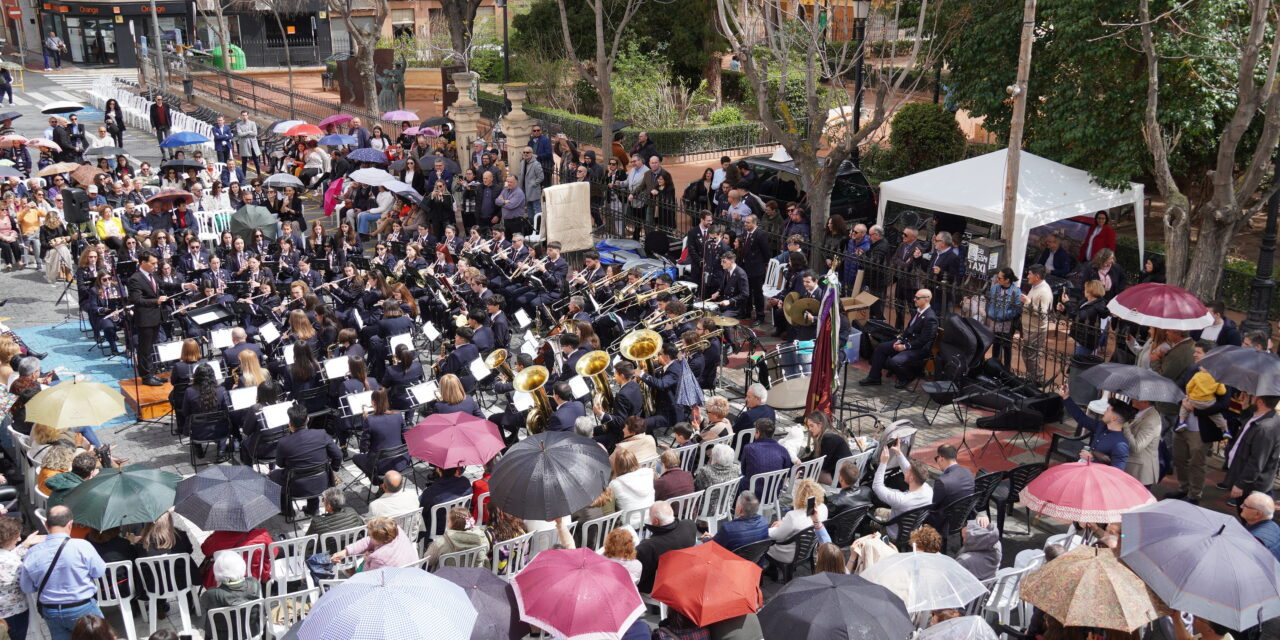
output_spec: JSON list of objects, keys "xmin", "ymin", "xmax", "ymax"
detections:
[
  {"xmin": 1227, "ymin": 412, "xmax": 1266, "ymax": 468},
  {"xmin": 711, "ymin": 168, "xmax": 727, "ymax": 190},
  {"xmin": 368, "ymin": 488, "xmax": 419, "ymax": 520}
]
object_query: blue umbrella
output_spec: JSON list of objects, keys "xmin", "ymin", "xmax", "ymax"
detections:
[
  {"xmin": 160, "ymin": 131, "xmax": 212, "ymax": 148},
  {"xmin": 347, "ymin": 147, "xmax": 389, "ymax": 164},
  {"xmin": 297, "ymin": 567, "xmax": 478, "ymax": 639},
  {"xmin": 319, "ymin": 134, "xmax": 357, "ymax": 146},
  {"xmin": 1120, "ymin": 499, "xmax": 1280, "ymax": 631}
]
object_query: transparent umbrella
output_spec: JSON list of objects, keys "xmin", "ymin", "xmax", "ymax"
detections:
[{"xmin": 861, "ymin": 552, "xmax": 989, "ymax": 613}]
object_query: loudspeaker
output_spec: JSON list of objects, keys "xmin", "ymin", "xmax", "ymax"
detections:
[
  {"xmin": 62, "ymin": 187, "xmax": 89, "ymax": 224},
  {"xmin": 976, "ymin": 407, "xmax": 1045, "ymax": 433},
  {"xmin": 859, "ymin": 319, "xmax": 898, "ymax": 360}
]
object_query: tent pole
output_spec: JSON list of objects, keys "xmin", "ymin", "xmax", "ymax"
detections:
[{"xmin": 999, "ymin": 0, "xmax": 1036, "ymax": 269}]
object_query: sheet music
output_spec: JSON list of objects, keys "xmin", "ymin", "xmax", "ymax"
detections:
[
  {"xmin": 156, "ymin": 341, "xmax": 184, "ymax": 362},
  {"xmin": 353, "ymin": 309, "xmax": 363, "ymax": 330},
  {"xmin": 230, "ymin": 386, "xmax": 258, "ymax": 410},
  {"xmin": 258, "ymin": 323, "xmax": 281, "ymax": 344},
  {"xmin": 468, "ymin": 358, "xmax": 492, "ymax": 381},
  {"xmin": 514, "ymin": 309, "xmax": 531, "ymax": 328},
  {"xmin": 389, "ymin": 333, "xmax": 414, "ymax": 352},
  {"xmin": 260, "ymin": 401, "xmax": 293, "ymax": 428},
  {"xmin": 408, "ymin": 380, "xmax": 439, "ymax": 405},
  {"xmin": 324, "ymin": 357, "xmax": 350, "ymax": 379},
  {"xmin": 344, "ymin": 390, "xmax": 374, "ymax": 415},
  {"xmin": 191, "ymin": 312, "xmax": 219, "ymax": 325},
  {"xmin": 568, "ymin": 375, "xmax": 590, "ymax": 399},
  {"xmin": 207, "ymin": 359, "xmax": 225, "ymax": 382},
  {"xmin": 210, "ymin": 329, "xmax": 233, "ymax": 350},
  {"xmin": 422, "ymin": 322, "xmax": 440, "ymax": 342},
  {"xmin": 512, "ymin": 391, "xmax": 534, "ymax": 411},
  {"xmin": 283, "ymin": 346, "xmax": 296, "ymax": 365},
  {"xmin": 520, "ymin": 341, "xmax": 538, "ymax": 357}
]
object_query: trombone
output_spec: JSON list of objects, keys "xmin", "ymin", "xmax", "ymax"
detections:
[
  {"xmin": 679, "ymin": 328, "xmax": 724, "ymax": 353},
  {"xmin": 645, "ymin": 309, "xmax": 706, "ymax": 333}
]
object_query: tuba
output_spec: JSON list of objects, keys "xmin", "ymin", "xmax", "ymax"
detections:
[
  {"xmin": 620, "ymin": 329, "xmax": 663, "ymax": 416},
  {"xmin": 513, "ymin": 365, "xmax": 552, "ymax": 434},
  {"xmin": 486, "ymin": 348, "xmax": 514, "ymax": 383},
  {"xmin": 575, "ymin": 349, "xmax": 615, "ymax": 414}
]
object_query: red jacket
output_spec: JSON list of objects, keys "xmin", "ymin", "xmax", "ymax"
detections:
[
  {"xmin": 201, "ymin": 528, "xmax": 274, "ymax": 588},
  {"xmin": 1079, "ymin": 224, "xmax": 1116, "ymax": 262}
]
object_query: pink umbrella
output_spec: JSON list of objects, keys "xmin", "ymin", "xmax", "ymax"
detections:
[
  {"xmin": 319, "ymin": 114, "xmax": 353, "ymax": 128},
  {"xmin": 1020, "ymin": 460, "xmax": 1155, "ymax": 523},
  {"xmin": 407, "ymin": 412, "xmax": 505, "ymax": 468},
  {"xmin": 26, "ymin": 138, "xmax": 60, "ymax": 152},
  {"xmin": 512, "ymin": 548, "xmax": 643, "ymax": 639},
  {"xmin": 423, "ymin": 127, "xmax": 442, "ymax": 138},
  {"xmin": 402, "ymin": 126, "xmax": 422, "ymax": 136},
  {"xmin": 1106, "ymin": 282, "xmax": 1212, "ymax": 331},
  {"xmin": 284, "ymin": 123, "xmax": 324, "ymax": 138},
  {"xmin": 0, "ymin": 134, "xmax": 27, "ymax": 148},
  {"xmin": 323, "ymin": 177, "xmax": 344, "ymax": 217},
  {"xmin": 382, "ymin": 109, "xmax": 419, "ymax": 122}
]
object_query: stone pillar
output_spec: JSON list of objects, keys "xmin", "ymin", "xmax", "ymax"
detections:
[
  {"xmin": 503, "ymin": 82, "xmax": 533, "ymax": 150},
  {"xmin": 450, "ymin": 71, "xmax": 482, "ymax": 171}
]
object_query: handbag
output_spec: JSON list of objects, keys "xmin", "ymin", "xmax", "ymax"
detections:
[{"xmin": 34, "ymin": 538, "xmax": 70, "ymax": 614}]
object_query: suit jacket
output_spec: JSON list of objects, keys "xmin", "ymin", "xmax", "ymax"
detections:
[
  {"xmin": 560, "ymin": 348, "xmax": 587, "ymax": 384},
  {"xmin": 360, "ymin": 413, "xmax": 409, "ymax": 474},
  {"xmin": 1226, "ymin": 410, "xmax": 1280, "ymax": 494},
  {"xmin": 440, "ymin": 343, "xmax": 481, "ymax": 391},
  {"xmin": 547, "ymin": 400, "xmax": 586, "ymax": 432},
  {"xmin": 126, "ymin": 269, "xmax": 165, "ymax": 328},
  {"xmin": 148, "ymin": 103, "xmax": 172, "ymax": 130},
  {"xmin": 212, "ymin": 125, "xmax": 234, "ymax": 153},
  {"xmin": 699, "ymin": 338, "xmax": 721, "ymax": 390},
  {"xmin": 717, "ymin": 266, "xmax": 750, "ymax": 313},
  {"xmin": 600, "ymin": 381, "xmax": 644, "ymax": 431},
  {"xmin": 1033, "ymin": 247, "xmax": 1077, "ymax": 279},
  {"xmin": 472, "ymin": 326, "xmax": 495, "ymax": 355},
  {"xmin": 899, "ymin": 307, "xmax": 939, "ymax": 353},
  {"xmin": 491, "ymin": 312, "xmax": 510, "ymax": 349},
  {"xmin": 737, "ymin": 229, "xmax": 771, "ymax": 277},
  {"xmin": 381, "ymin": 362, "xmax": 424, "ymax": 408},
  {"xmin": 177, "ymin": 250, "xmax": 210, "ymax": 275},
  {"xmin": 642, "ymin": 361, "xmax": 684, "ymax": 424},
  {"xmin": 223, "ymin": 341, "xmax": 264, "ymax": 371},
  {"xmin": 1122, "ymin": 408, "xmax": 1163, "ymax": 486},
  {"xmin": 275, "ymin": 429, "xmax": 342, "ymax": 494},
  {"xmin": 220, "ymin": 167, "xmax": 246, "ymax": 185},
  {"xmin": 732, "ymin": 404, "xmax": 776, "ymax": 434},
  {"xmin": 920, "ymin": 247, "xmax": 964, "ymax": 284},
  {"xmin": 926, "ymin": 464, "xmax": 975, "ymax": 530}
]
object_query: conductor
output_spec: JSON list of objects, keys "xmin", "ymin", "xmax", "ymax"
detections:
[{"xmin": 126, "ymin": 250, "xmax": 168, "ymax": 386}]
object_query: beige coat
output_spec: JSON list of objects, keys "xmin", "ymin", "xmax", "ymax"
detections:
[{"xmin": 1123, "ymin": 407, "xmax": 1163, "ymax": 486}]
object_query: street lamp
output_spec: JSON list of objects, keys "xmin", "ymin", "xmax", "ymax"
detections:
[
  {"xmin": 851, "ymin": 0, "xmax": 870, "ymax": 162},
  {"xmin": 1242, "ymin": 150, "xmax": 1280, "ymax": 340},
  {"xmin": 496, "ymin": 0, "xmax": 510, "ymax": 114}
]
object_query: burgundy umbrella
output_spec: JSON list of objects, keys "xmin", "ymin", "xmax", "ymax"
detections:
[
  {"xmin": 1106, "ymin": 282, "xmax": 1212, "ymax": 331},
  {"xmin": 146, "ymin": 189, "xmax": 195, "ymax": 208},
  {"xmin": 318, "ymin": 114, "xmax": 353, "ymax": 128}
]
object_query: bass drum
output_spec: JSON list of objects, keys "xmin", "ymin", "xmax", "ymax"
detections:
[{"xmin": 592, "ymin": 312, "xmax": 628, "ymax": 352}]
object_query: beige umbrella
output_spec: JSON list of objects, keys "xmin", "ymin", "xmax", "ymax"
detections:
[
  {"xmin": 37, "ymin": 162, "xmax": 79, "ymax": 177},
  {"xmin": 24, "ymin": 380, "xmax": 125, "ymax": 430}
]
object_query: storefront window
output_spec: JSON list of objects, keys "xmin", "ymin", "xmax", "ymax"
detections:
[{"xmin": 64, "ymin": 17, "xmax": 117, "ymax": 65}]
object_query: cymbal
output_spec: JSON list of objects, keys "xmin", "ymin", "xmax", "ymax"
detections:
[
  {"xmin": 711, "ymin": 315, "xmax": 739, "ymax": 327},
  {"xmin": 783, "ymin": 292, "xmax": 820, "ymax": 326}
]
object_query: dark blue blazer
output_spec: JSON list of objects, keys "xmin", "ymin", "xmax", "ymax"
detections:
[
  {"xmin": 927, "ymin": 463, "xmax": 976, "ymax": 530},
  {"xmin": 732, "ymin": 404, "xmax": 777, "ymax": 434},
  {"xmin": 440, "ymin": 343, "xmax": 481, "ymax": 391},
  {"xmin": 381, "ymin": 362, "xmax": 425, "ymax": 408},
  {"xmin": 547, "ymin": 400, "xmax": 586, "ymax": 432},
  {"xmin": 491, "ymin": 312, "xmax": 511, "ymax": 349},
  {"xmin": 1033, "ymin": 247, "xmax": 1077, "ymax": 279},
  {"xmin": 473, "ymin": 326, "xmax": 495, "ymax": 355},
  {"xmin": 223, "ymin": 342, "xmax": 264, "ymax": 371},
  {"xmin": 433, "ymin": 398, "xmax": 484, "ymax": 419},
  {"xmin": 898, "ymin": 307, "xmax": 939, "ymax": 353},
  {"xmin": 360, "ymin": 413, "xmax": 409, "ymax": 473},
  {"xmin": 420, "ymin": 476, "xmax": 473, "ymax": 535},
  {"xmin": 275, "ymin": 428, "xmax": 342, "ymax": 496},
  {"xmin": 641, "ymin": 360, "xmax": 684, "ymax": 424}
]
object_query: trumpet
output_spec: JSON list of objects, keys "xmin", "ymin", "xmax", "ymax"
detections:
[
  {"xmin": 512, "ymin": 256, "xmax": 549, "ymax": 278},
  {"xmin": 588, "ymin": 268, "xmax": 628, "ymax": 292}
]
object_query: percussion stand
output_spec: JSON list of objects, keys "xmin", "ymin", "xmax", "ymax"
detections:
[{"xmin": 51, "ymin": 278, "xmax": 78, "ymax": 328}]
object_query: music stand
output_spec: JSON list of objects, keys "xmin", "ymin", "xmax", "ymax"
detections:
[
  {"xmin": 259, "ymin": 401, "xmax": 294, "ymax": 429},
  {"xmin": 116, "ymin": 260, "xmax": 138, "ymax": 279},
  {"xmin": 390, "ymin": 241, "xmax": 406, "ymax": 258},
  {"xmin": 210, "ymin": 329, "xmax": 234, "ymax": 351},
  {"xmin": 323, "ymin": 356, "xmax": 350, "ymax": 380},
  {"xmin": 342, "ymin": 390, "xmax": 374, "ymax": 417},
  {"xmin": 188, "ymin": 304, "xmax": 234, "ymax": 329},
  {"xmin": 186, "ymin": 268, "xmax": 209, "ymax": 284},
  {"xmin": 349, "ymin": 256, "xmax": 370, "ymax": 271}
]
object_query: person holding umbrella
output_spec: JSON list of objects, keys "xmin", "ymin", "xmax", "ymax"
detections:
[{"xmin": 1224, "ymin": 394, "xmax": 1280, "ymax": 508}]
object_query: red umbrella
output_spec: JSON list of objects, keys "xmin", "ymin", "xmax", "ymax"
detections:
[
  {"xmin": 406, "ymin": 412, "xmax": 505, "ymax": 468},
  {"xmin": 651, "ymin": 542, "xmax": 763, "ymax": 626},
  {"xmin": 284, "ymin": 123, "xmax": 324, "ymax": 138},
  {"xmin": 146, "ymin": 189, "xmax": 194, "ymax": 208},
  {"xmin": 319, "ymin": 114, "xmax": 353, "ymax": 129},
  {"xmin": 1106, "ymin": 282, "xmax": 1212, "ymax": 331},
  {"xmin": 1019, "ymin": 460, "xmax": 1155, "ymax": 523},
  {"xmin": 512, "ymin": 548, "xmax": 643, "ymax": 639}
]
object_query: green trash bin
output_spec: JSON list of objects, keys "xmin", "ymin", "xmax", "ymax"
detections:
[{"xmin": 210, "ymin": 45, "xmax": 247, "ymax": 70}]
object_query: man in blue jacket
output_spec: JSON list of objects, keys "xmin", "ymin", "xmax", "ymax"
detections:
[{"xmin": 704, "ymin": 490, "xmax": 769, "ymax": 551}]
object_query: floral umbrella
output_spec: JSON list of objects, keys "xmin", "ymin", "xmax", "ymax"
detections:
[{"xmin": 1020, "ymin": 546, "xmax": 1162, "ymax": 632}]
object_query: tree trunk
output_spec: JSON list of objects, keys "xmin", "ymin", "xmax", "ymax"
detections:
[
  {"xmin": 445, "ymin": 1, "xmax": 471, "ymax": 56},
  {"xmin": 705, "ymin": 55, "xmax": 722, "ymax": 108},
  {"xmin": 359, "ymin": 46, "xmax": 377, "ymax": 112},
  {"xmin": 1160, "ymin": 190, "xmax": 1190, "ymax": 287},
  {"xmin": 1182, "ymin": 205, "xmax": 1239, "ymax": 299}
]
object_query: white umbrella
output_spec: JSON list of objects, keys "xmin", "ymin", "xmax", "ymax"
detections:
[
  {"xmin": 861, "ymin": 552, "xmax": 989, "ymax": 613},
  {"xmin": 271, "ymin": 120, "xmax": 306, "ymax": 134},
  {"xmin": 41, "ymin": 101, "xmax": 83, "ymax": 115},
  {"xmin": 916, "ymin": 616, "xmax": 1000, "ymax": 640},
  {"xmin": 349, "ymin": 167, "xmax": 395, "ymax": 186}
]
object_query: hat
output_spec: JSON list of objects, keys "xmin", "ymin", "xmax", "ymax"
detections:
[{"xmin": 87, "ymin": 185, "xmax": 98, "ymax": 193}]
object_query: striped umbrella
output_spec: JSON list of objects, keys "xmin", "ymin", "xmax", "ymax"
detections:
[{"xmin": 298, "ymin": 568, "xmax": 477, "ymax": 640}]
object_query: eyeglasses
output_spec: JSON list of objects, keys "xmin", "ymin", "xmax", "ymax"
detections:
[{"xmin": 914, "ymin": 295, "xmax": 929, "ymax": 300}]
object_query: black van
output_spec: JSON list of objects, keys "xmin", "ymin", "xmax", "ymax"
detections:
[{"xmin": 739, "ymin": 154, "xmax": 877, "ymax": 222}]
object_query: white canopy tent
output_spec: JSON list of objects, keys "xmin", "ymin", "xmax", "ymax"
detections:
[{"xmin": 875, "ymin": 149, "xmax": 1145, "ymax": 279}]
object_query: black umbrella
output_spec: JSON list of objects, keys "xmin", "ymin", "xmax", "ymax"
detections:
[
  {"xmin": 759, "ymin": 573, "xmax": 913, "ymax": 640},
  {"xmin": 488, "ymin": 431, "xmax": 610, "ymax": 520},
  {"xmin": 421, "ymin": 116, "xmax": 454, "ymax": 127},
  {"xmin": 419, "ymin": 154, "xmax": 461, "ymax": 174},
  {"xmin": 161, "ymin": 158, "xmax": 205, "ymax": 172},
  {"xmin": 436, "ymin": 567, "xmax": 530, "ymax": 640},
  {"xmin": 592, "ymin": 120, "xmax": 629, "ymax": 138},
  {"xmin": 1079, "ymin": 363, "xmax": 1185, "ymax": 403},
  {"xmin": 1198, "ymin": 345, "xmax": 1280, "ymax": 396},
  {"xmin": 0, "ymin": 111, "xmax": 21, "ymax": 122},
  {"xmin": 174, "ymin": 464, "xmax": 281, "ymax": 532},
  {"xmin": 229, "ymin": 205, "xmax": 279, "ymax": 242},
  {"xmin": 84, "ymin": 146, "xmax": 127, "ymax": 158}
]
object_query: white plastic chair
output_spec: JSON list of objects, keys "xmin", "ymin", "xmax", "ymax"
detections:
[
  {"xmin": 265, "ymin": 588, "xmax": 319, "ymax": 639},
  {"xmin": 490, "ymin": 530, "xmax": 537, "ymax": 579},
  {"xmin": 390, "ymin": 509, "xmax": 426, "ymax": 553},
  {"xmin": 666, "ymin": 491, "xmax": 703, "ymax": 522},
  {"xmin": 318, "ymin": 525, "xmax": 367, "ymax": 574},
  {"xmin": 93, "ymin": 560, "xmax": 139, "ymax": 640},
  {"xmin": 207, "ymin": 598, "xmax": 266, "ymax": 640},
  {"xmin": 424, "ymin": 495, "xmax": 471, "ymax": 543},
  {"xmin": 761, "ymin": 258, "xmax": 784, "ymax": 299},
  {"xmin": 439, "ymin": 545, "xmax": 488, "ymax": 569},
  {"xmin": 747, "ymin": 467, "xmax": 792, "ymax": 522},
  {"xmin": 732, "ymin": 430, "xmax": 755, "ymax": 459},
  {"xmin": 135, "ymin": 552, "xmax": 201, "ymax": 634},
  {"xmin": 697, "ymin": 434, "xmax": 732, "ymax": 468},
  {"xmin": 268, "ymin": 535, "xmax": 318, "ymax": 596},
  {"xmin": 697, "ymin": 478, "xmax": 741, "ymax": 535},
  {"xmin": 828, "ymin": 450, "xmax": 874, "ymax": 490},
  {"xmin": 788, "ymin": 456, "xmax": 826, "ymax": 486},
  {"xmin": 576, "ymin": 511, "xmax": 623, "ymax": 551},
  {"xmin": 985, "ymin": 565, "xmax": 1035, "ymax": 626},
  {"xmin": 226, "ymin": 542, "xmax": 271, "ymax": 583},
  {"xmin": 475, "ymin": 491, "xmax": 491, "ymax": 525}
]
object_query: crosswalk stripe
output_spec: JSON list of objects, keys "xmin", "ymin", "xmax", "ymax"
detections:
[
  {"xmin": 51, "ymin": 90, "xmax": 83, "ymax": 102},
  {"xmin": 7, "ymin": 95, "xmax": 27, "ymax": 107},
  {"xmin": 22, "ymin": 91, "xmax": 50, "ymax": 105}
]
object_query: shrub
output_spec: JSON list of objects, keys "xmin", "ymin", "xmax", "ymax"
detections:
[
  {"xmin": 470, "ymin": 47, "xmax": 504, "ymax": 83},
  {"xmin": 886, "ymin": 102, "xmax": 966, "ymax": 176},
  {"xmin": 721, "ymin": 69, "xmax": 751, "ymax": 104},
  {"xmin": 708, "ymin": 105, "xmax": 746, "ymax": 126}
]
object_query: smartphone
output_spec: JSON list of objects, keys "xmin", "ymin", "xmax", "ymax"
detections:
[{"xmin": 806, "ymin": 495, "xmax": 817, "ymax": 517}]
